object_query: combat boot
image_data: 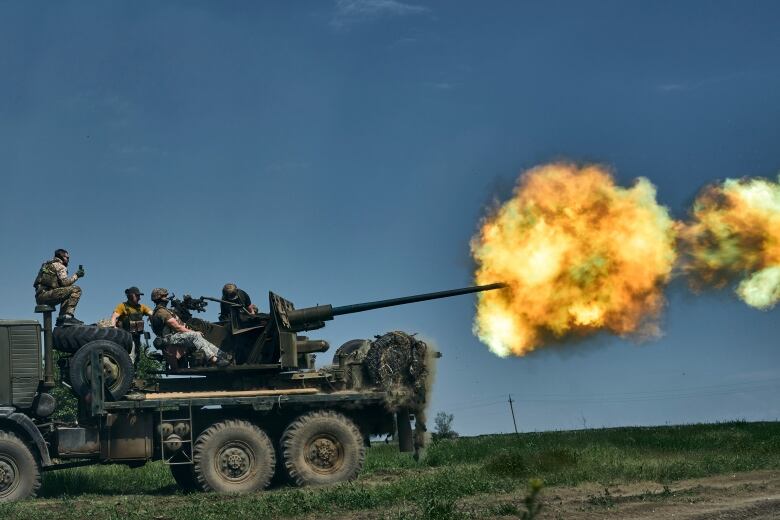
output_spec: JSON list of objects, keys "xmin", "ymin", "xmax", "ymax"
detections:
[{"xmin": 56, "ymin": 315, "xmax": 84, "ymax": 326}]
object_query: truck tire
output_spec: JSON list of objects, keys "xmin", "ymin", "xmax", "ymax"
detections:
[
  {"xmin": 281, "ymin": 410, "xmax": 365, "ymax": 487},
  {"xmin": 193, "ymin": 420, "xmax": 275, "ymax": 493},
  {"xmin": 69, "ymin": 340, "xmax": 134, "ymax": 400},
  {"xmin": 0, "ymin": 431, "xmax": 41, "ymax": 503},
  {"xmin": 53, "ymin": 325, "xmax": 133, "ymax": 353},
  {"xmin": 170, "ymin": 464, "xmax": 199, "ymax": 492}
]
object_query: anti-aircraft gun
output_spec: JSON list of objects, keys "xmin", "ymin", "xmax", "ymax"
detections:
[
  {"xmin": 153, "ymin": 282, "xmax": 507, "ymax": 458},
  {"xmin": 163, "ymin": 282, "xmax": 506, "ymax": 376}
]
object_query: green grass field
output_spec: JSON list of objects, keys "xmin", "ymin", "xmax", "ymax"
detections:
[{"xmin": 3, "ymin": 421, "xmax": 780, "ymax": 520}]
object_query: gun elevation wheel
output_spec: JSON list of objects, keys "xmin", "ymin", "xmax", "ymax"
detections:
[
  {"xmin": 281, "ymin": 410, "xmax": 365, "ymax": 487},
  {"xmin": 193, "ymin": 420, "xmax": 275, "ymax": 494},
  {"xmin": 0, "ymin": 431, "xmax": 41, "ymax": 503},
  {"xmin": 68, "ymin": 340, "xmax": 134, "ymax": 400}
]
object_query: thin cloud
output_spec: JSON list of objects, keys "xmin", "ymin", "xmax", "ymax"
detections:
[
  {"xmin": 423, "ymin": 81, "xmax": 455, "ymax": 90},
  {"xmin": 331, "ymin": 0, "xmax": 429, "ymax": 28},
  {"xmin": 657, "ymin": 71, "xmax": 754, "ymax": 93}
]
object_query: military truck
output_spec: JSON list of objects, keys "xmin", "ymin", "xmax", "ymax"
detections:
[{"xmin": 0, "ymin": 283, "xmax": 504, "ymax": 502}]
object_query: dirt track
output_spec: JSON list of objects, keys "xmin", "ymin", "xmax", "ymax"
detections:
[{"xmin": 513, "ymin": 470, "xmax": 780, "ymax": 519}]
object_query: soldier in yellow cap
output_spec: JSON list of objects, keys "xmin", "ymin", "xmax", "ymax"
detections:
[{"xmin": 111, "ymin": 287, "xmax": 153, "ymax": 362}]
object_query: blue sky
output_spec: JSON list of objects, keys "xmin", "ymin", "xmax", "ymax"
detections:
[{"xmin": 1, "ymin": 1, "xmax": 779, "ymax": 435}]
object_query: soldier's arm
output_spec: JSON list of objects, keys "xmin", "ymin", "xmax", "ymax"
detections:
[
  {"xmin": 111, "ymin": 304, "xmax": 125, "ymax": 327},
  {"xmin": 53, "ymin": 262, "xmax": 78, "ymax": 286}
]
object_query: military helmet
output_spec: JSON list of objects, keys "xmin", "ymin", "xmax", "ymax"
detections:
[
  {"xmin": 222, "ymin": 283, "xmax": 238, "ymax": 299},
  {"xmin": 151, "ymin": 288, "xmax": 169, "ymax": 302},
  {"xmin": 125, "ymin": 286, "xmax": 143, "ymax": 296}
]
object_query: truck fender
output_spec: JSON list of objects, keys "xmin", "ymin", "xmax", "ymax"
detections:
[{"xmin": 0, "ymin": 407, "xmax": 52, "ymax": 467}]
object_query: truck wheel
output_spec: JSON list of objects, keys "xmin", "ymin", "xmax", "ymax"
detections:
[
  {"xmin": 193, "ymin": 420, "xmax": 275, "ymax": 493},
  {"xmin": 0, "ymin": 431, "xmax": 41, "ymax": 503},
  {"xmin": 281, "ymin": 410, "xmax": 365, "ymax": 487},
  {"xmin": 170, "ymin": 464, "xmax": 199, "ymax": 492},
  {"xmin": 53, "ymin": 325, "xmax": 133, "ymax": 353},
  {"xmin": 69, "ymin": 340, "xmax": 134, "ymax": 400}
]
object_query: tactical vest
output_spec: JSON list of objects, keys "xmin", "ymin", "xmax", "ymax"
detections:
[
  {"xmin": 118, "ymin": 302, "xmax": 145, "ymax": 333},
  {"xmin": 33, "ymin": 260, "xmax": 60, "ymax": 293},
  {"xmin": 151, "ymin": 305, "xmax": 175, "ymax": 337}
]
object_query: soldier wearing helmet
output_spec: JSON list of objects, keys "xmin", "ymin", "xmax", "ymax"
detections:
[
  {"xmin": 218, "ymin": 283, "xmax": 258, "ymax": 322},
  {"xmin": 33, "ymin": 248, "xmax": 85, "ymax": 326},
  {"xmin": 149, "ymin": 288, "xmax": 230, "ymax": 369},
  {"xmin": 110, "ymin": 287, "xmax": 153, "ymax": 363}
]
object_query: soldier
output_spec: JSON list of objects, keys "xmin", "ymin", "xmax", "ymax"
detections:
[
  {"xmin": 34, "ymin": 249, "xmax": 85, "ymax": 326},
  {"xmin": 218, "ymin": 283, "xmax": 258, "ymax": 321},
  {"xmin": 110, "ymin": 286, "xmax": 153, "ymax": 362},
  {"xmin": 149, "ymin": 288, "xmax": 230, "ymax": 369}
]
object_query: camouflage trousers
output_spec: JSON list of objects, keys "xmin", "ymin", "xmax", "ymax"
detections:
[
  {"xmin": 165, "ymin": 331, "xmax": 227, "ymax": 362},
  {"xmin": 36, "ymin": 285, "xmax": 82, "ymax": 317}
]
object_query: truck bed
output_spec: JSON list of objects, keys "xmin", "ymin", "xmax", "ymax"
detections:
[{"xmin": 101, "ymin": 389, "xmax": 388, "ymax": 411}]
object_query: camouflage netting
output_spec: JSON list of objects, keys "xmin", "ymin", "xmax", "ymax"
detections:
[
  {"xmin": 95, "ymin": 318, "xmax": 114, "ymax": 328},
  {"xmin": 364, "ymin": 331, "xmax": 431, "ymax": 412}
]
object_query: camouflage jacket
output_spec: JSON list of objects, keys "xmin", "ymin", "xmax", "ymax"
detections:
[{"xmin": 34, "ymin": 258, "xmax": 77, "ymax": 292}]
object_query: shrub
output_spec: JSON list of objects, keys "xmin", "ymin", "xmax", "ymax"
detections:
[{"xmin": 432, "ymin": 412, "xmax": 458, "ymax": 442}]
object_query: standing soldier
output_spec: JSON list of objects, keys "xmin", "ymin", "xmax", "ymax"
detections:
[
  {"xmin": 110, "ymin": 287, "xmax": 153, "ymax": 363},
  {"xmin": 34, "ymin": 248, "xmax": 85, "ymax": 326},
  {"xmin": 149, "ymin": 288, "xmax": 230, "ymax": 369}
]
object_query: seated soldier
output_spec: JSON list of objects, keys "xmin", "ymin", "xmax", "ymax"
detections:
[
  {"xmin": 34, "ymin": 248, "xmax": 85, "ymax": 326},
  {"xmin": 149, "ymin": 288, "xmax": 230, "ymax": 369},
  {"xmin": 218, "ymin": 283, "xmax": 258, "ymax": 322}
]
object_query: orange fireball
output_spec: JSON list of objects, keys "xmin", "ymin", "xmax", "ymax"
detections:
[
  {"xmin": 681, "ymin": 176, "xmax": 780, "ymax": 309},
  {"xmin": 471, "ymin": 163, "xmax": 677, "ymax": 357}
]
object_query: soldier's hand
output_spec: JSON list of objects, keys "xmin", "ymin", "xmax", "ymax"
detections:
[{"xmin": 76, "ymin": 265, "xmax": 85, "ymax": 278}]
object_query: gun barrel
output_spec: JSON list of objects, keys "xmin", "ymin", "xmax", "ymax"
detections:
[
  {"xmin": 283, "ymin": 283, "xmax": 505, "ymax": 331},
  {"xmin": 332, "ymin": 282, "xmax": 506, "ymax": 317}
]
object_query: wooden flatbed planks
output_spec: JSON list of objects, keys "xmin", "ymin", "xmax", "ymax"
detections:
[{"xmin": 141, "ymin": 387, "xmax": 319, "ymax": 400}]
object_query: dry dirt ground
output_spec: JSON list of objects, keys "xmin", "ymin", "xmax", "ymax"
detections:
[{"xmin": 472, "ymin": 470, "xmax": 780, "ymax": 520}]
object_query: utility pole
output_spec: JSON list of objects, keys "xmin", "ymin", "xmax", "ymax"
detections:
[{"xmin": 508, "ymin": 394, "xmax": 519, "ymax": 435}]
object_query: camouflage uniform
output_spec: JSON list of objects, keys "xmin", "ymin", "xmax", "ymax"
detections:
[
  {"xmin": 150, "ymin": 301, "xmax": 228, "ymax": 364},
  {"xmin": 165, "ymin": 330, "xmax": 224, "ymax": 360},
  {"xmin": 34, "ymin": 258, "xmax": 81, "ymax": 317}
]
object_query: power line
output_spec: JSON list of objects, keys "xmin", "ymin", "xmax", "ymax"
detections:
[
  {"xmin": 435, "ymin": 377, "xmax": 780, "ymax": 411},
  {"xmin": 447, "ymin": 400, "xmax": 506, "ymax": 413},
  {"xmin": 506, "ymin": 377, "xmax": 780, "ymax": 400}
]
